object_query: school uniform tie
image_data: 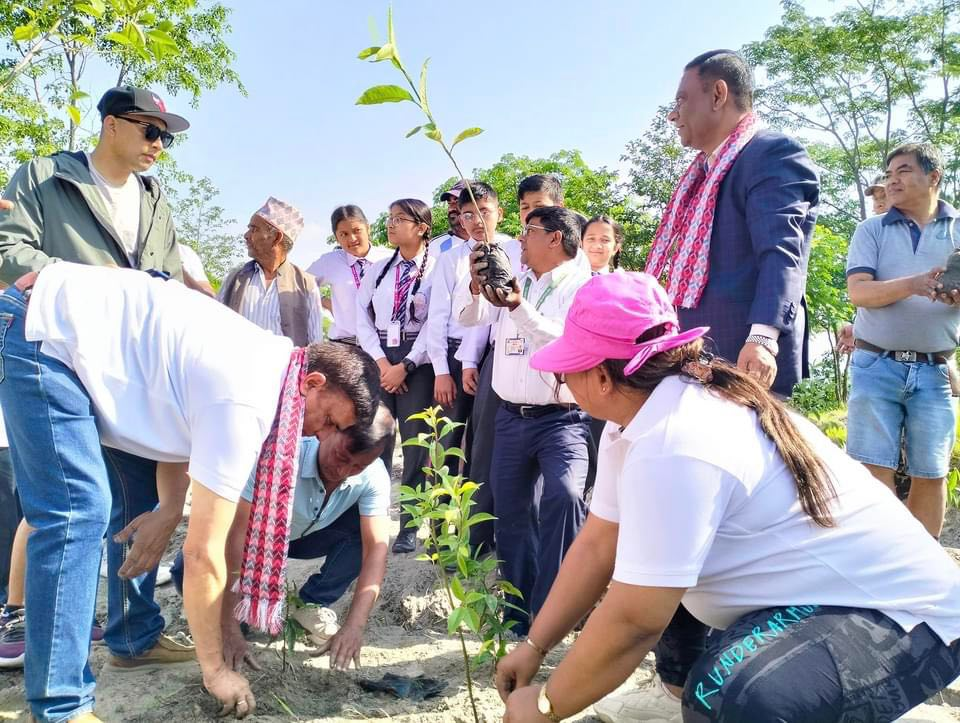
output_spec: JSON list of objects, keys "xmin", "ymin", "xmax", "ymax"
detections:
[{"xmin": 392, "ymin": 259, "xmax": 417, "ymax": 326}]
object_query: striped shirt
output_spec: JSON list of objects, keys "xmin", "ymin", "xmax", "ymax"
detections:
[{"xmin": 229, "ymin": 263, "xmax": 325, "ymax": 343}]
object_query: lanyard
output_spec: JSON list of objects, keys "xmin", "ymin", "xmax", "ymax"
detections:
[
  {"xmin": 349, "ymin": 260, "xmax": 363, "ymax": 289},
  {"xmin": 522, "ymin": 272, "xmax": 563, "ymax": 310}
]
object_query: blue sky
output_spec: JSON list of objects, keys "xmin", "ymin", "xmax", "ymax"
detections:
[{"xmin": 132, "ymin": 0, "xmax": 838, "ymax": 268}]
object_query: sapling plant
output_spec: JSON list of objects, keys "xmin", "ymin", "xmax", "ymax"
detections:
[
  {"xmin": 355, "ymin": 6, "xmax": 514, "ymax": 293},
  {"xmin": 400, "ymin": 407, "xmax": 523, "ymax": 723}
]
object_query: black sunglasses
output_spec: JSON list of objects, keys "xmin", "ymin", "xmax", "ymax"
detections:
[{"xmin": 117, "ymin": 116, "xmax": 175, "ymax": 149}]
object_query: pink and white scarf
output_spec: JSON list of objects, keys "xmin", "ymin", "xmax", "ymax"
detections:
[
  {"xmin": 645, "ymin": 113, "xmax": 758, "ymax": 308},
  {"xmin": 234, "ymin": 347, "xmax": 307, "ymax": 634}
]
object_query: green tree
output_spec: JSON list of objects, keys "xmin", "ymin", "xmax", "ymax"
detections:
[
  {"xmin": 742, "ymin": 0, "xmax": 960, "ymax": 230},
  {"xmin": 0, "ymin": 0, "xmax": 244, "ymax": 183},
  {"xmin": 429, "ymin": 150, "xmax": 654, "ymax": 270},
  {"xmin": 167, "ymin": 172, "xmax": 241, "ymax": 283}
]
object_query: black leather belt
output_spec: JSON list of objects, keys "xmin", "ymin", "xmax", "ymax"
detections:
[
  {"xmin": 502, "ymin": 402, "xmax": 577, "ymax": 419},
  {"xmin": 331, "ymin": 336, "xmax": 358, "ymax": 345},
  {"xmin": 854, "ymin": 339, "xmax": 951, "ymax": 365}
]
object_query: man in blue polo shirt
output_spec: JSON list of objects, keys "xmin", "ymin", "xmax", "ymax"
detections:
[
  {"xmin": 846, "ymin": 142, "xmax": 960, "ymax": 539},
  {"xmin": 173, "ymin": 403, "xmax": 393, "ymax": 672}
]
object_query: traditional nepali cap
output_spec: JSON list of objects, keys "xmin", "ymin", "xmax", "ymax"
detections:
[
  {"xmin": 440, "ymin": 180, "xmax": 465, "ymax": 202},
  {"xmin": 255, "ymin": 197, "xmax": 304, "ymax": 242},
  {"xmin": 531, "ymin": 272, "xmax": 709, "ymax": 376}
]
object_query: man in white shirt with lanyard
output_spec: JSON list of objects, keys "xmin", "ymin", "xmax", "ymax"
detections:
[
  {"xmin": 455, "ymin": 206, "xmax": 592, "ymax": 636},
  {"xmin": 220, "ymin": 198, "xmax": 325, "ymax": 346}
]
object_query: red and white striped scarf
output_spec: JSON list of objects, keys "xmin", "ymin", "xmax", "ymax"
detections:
[
  {"xmin": 645, "ymin": 113, "xmax": 758, "ymax": 308},
  {"xmin": 234, "ymin": 347, "xmax": 307, "ymax": 634}
]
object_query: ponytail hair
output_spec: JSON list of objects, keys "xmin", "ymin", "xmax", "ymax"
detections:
[{"xmin": 605, "ymin": 327, "xmax": 837, "ymax": 527}]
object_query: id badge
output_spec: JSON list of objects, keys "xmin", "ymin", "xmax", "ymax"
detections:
[
  {"xmin": 504, "ymin": 337, "xmax": 527, "ymax": 356},
  {"xmin": 386, "ymin": 321, "xmax": 402, "ymax": 348}
]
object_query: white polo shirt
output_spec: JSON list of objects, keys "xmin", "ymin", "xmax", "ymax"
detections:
[
  {"xmin": 25, "ymin": 263, "xmax": 293, "ymax": 501},
  {"xmin": 591, "ymin": 375, "xmax": 960, "ymax": 644}
]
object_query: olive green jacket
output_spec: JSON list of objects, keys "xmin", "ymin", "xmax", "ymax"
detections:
[{"xmin": 0, "ymin": 150, "xmax": 182, "ymax": 284}]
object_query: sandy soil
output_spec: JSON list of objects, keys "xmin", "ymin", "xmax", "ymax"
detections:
[{"xmin": 1, "ymin": 485, "xmax": 958, "ymax": 721}]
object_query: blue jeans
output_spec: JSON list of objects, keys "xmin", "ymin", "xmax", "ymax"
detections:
[
  {"xmin": 102, "ymin": 448, "xmax": 165, "ymax": 657},
  {"xmin": 0, "ymin": 445, "xmax": 20, "ymax": 607},
  {"xmin": 847, "ymin": 349, "xmax": 956, "ymax": 478},
  {"xmin": 680, "ymin": 605, "xmax": 960, "ymax": 722},
  {"xmin": 489, "ymin": 404, "xmax": 590, "ymax": 635},
  {"xmin": 0, "ymin": 287, "xmax": 106, "ymax": 722},
  {"xmin": 171, "ymin": 504, "xmax": 363, "ymax": 606}
]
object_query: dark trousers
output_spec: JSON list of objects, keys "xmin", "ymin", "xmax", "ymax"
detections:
[
  {"xmin": 657, "ymin": 604, "xmax": 710, "ymax": 687},
  {"xmin": 490, "ymin": 403, "xmax": 590, "ymax": 635},
  {"xmin": 464, "ymin": 344, "xmax": 498, "ymax": 551},
  {"xmin": 376, "ymin": 337, "xmax": 435, "ymax": 530},
  {"xmin": 0, "ymin": 446, "xmax": 20, "ymax": 607},
  {"xmin": 290, "ymin": 504, "xmax": 363, "ymax": 606},
  {"xmin": 440, "ymin": 340, "xmax": 473, "ymax": 452},
  {"xmin": 171, "ymin": 504, "xmax": 363, "ymax": 607},
  {"xmin": 679, "ymin": 605, "xmax": 960, "ymax": 722}
]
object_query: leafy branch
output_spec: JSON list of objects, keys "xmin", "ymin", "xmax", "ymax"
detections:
[{"xmin": 355, "ymin": 6, "xmax": 491, "ymax": 242}]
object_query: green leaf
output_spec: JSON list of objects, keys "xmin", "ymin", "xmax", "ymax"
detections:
[
  {"xmin": 405, "ymin": 124, "xmax": 423, "ymax": 137},
  {"xmin": 356, "ymin": 85, "xmax": 415, "ymax": 105},
  {"xmin": 13, "ymin": 24, "xmax": 39, "ymax": 42},
  {"xmin": 146, "ymin": 29, "xmax": 177, "ymax": 50},
  {"xmin": 139, "ymin": 11, "xmax": 156, "ymax": 24},
  {"xmin": 374, "ymin": 43, "xmax": 395, "ymax": 61},
  {"xmin": 74, "ymin": 0, "xmax": 106, "ymax": 19},
  {"xmin": 357, "ymin": 46, "xmax": 380, "ymax": 59},
  {"xmin": 387, "ymin": 4, "xmax": 396, "ymax": 46},
  {"xmin": 156, "ymin": 19, "xmax": 174, "ymax": 32},
  {"xmin": 67, "ymin": 105, "xmax": 81, "ymax": 126},
  {"xmin": 467, "ymin": 512, "xmax": 496, "ymax": 525},
  {"xmin": 451, "ymin": 127, "xmax": 484, "ymax": 149},
  {"xmin": 447, "ymin": 606, "xmax": 465, "ymax": 634},
  {"xmin": 105, "ymin": 30, "xmax": 132, "ymax": 46},
  {"xmin": 415, "ymin": 553, "xmax": 432, "ymax": 562},
  {"xmin": 445, "ymin": 447, "xmax": 466, "ymax": 461},
  {"xmin": 465, "ymin": 591, "xmax": 485, "ymax": 604},
  {"xmin": 69, "ymin": 89, "xmax": 90, "ymax": 102},
  {"xmin": 462, "ymin": 607, "xmax": 481, "ymax": 633},
  {"xmin": 425, "ymin": 128, "xmax": 443, "ymax": 142},
  {"xmin": 450, "ymin": 575, "xmax": 466, "ymax": 602}
]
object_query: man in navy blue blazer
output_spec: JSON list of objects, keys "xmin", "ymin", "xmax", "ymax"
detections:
[
  {"xmin": 660, "ymin": 50, "xmax": 819, "ymax": 398},
  {"xmin": 595, "ymin": 50, "xmax": 820, "ymax": 723}
]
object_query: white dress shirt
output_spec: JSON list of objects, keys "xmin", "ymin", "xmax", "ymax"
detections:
[
  {"xmin": 453, "ymin": 238, "xmax": 525, "ymax": 369},
  {"xmin": 220, "ymin": 262, "xmax": 325, "ymax": 344},
  {"xmin": 455, "ymin": 257, "xmax": 590, "ymax": 405},
  {"xmin": 307, "ymin": 245, "xmax": 393, "ymax": 341},
  {"xmin": 355, "ymin": 249, "xmax": 436, "ymax": 366}
]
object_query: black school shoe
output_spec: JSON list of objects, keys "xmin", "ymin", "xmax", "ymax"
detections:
[{"xmin": 391, "ymin": 529, "xmax": 417, "ymax": 554}]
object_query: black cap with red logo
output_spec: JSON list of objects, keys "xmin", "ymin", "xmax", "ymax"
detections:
[{"xmin": 96, "ymin": 85, "xmax": 190, "ymax": 133}]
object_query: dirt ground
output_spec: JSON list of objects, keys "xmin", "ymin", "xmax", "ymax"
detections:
[{"xmin": 1, "ymin": 478, "xmax": 959, "ymax": 721}]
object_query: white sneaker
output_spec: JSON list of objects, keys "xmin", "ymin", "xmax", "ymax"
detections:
[
  {"xmin": 155, "ymin": 563, "xmax": 172, "ymax": 586},
  {"xmin": 593, "ymin": 675, "xmax": 682, "ymax": 723},
  {"xmin": 291, "ymin": 606, "xmax": 339, "ymax": 646}
]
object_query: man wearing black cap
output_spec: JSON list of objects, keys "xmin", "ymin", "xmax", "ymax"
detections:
[
  {"xmin": 0, "ymin": 85, "xmax": 195, "ymax": 721},
  {"xmin": 429, "ymin": 180, "xmax": 470, "ymax": 258}
]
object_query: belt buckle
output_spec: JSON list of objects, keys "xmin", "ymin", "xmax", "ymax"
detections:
[
  {"xmin": 895, "ymin": 350, "xmax": 917, "ymax": 363},
  {"xmin": 519, "ymin": 405, "xmax": 535, "ymax": 418}
]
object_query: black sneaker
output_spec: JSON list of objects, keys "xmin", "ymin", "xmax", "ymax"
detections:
[
  {"xmin": 0, "ymin": 607, "xmax": 25, "ymax": 669},
  {"xmin": 391, "ymin": 529, "xmax": 417, "ymax": 554}
]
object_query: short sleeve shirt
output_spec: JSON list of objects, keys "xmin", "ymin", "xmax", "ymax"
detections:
[{"xmin": 240, "ymin": 437, "xmax": 390, "ymax": 539}]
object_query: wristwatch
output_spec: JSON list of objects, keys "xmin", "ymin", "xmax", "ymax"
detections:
[
  {"xmin": 537, "ymin": 684, "xmax": 562, "ymax": 722},
  {"xmin": 402, "ymin": 357, "xmax": 417, "ymax": 374},
  {"xmin": 745, "ymin": 334, "xmax": 779, "ymax": 357}
]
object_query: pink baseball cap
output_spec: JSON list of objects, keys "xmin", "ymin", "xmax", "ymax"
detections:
[{"xmin": 531, "ymin": 272, "xmax": 709, "ymax": 376}]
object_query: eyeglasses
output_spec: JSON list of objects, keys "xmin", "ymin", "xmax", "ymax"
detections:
[
  {"xmin": 522, "ymin": 223, "xmax": 550, "ymax": 235},
  {"xmin": 386, "ymin": 215, "xmax": 418, "ymax": 227},
  {"xmin": 117, "ymin": 116, "xmax": 175, "ymax": 149},
  {"xmin": 460, "ymin": 209, "xmax": 496, "ymax": 223}
]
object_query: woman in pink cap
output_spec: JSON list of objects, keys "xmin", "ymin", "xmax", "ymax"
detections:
[{"xmin": 496, "ymin": 272, "xmax": 960, "ymax": 723}]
